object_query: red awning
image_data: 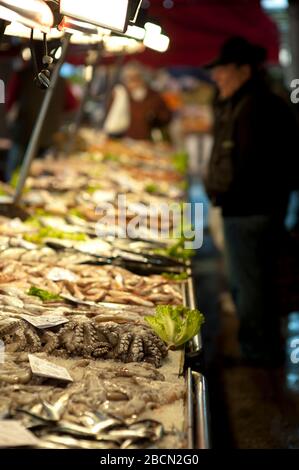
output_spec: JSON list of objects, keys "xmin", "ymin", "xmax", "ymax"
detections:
[
  {"xmin": 0, "ymin": 0, "xmax": 279, "ymax": 69},
  {"xmin": 137, "ymin": 0, "xmax": 279, "ymax": 67}
]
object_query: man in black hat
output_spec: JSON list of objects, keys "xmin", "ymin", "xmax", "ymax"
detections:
[{"xmin": 205, "ymin": 37, "xmax": 299, "ymax": 366}]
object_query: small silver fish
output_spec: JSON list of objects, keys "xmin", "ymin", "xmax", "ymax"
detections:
[
  {"xmin": 41, "ymin": 393, "xmax": 70, "ymax": 422},
  {"xmin": 38, "ymin": 434, "xmax": 118, "ymax": 449}
]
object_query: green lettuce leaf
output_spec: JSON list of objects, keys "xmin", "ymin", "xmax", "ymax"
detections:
[
  {"xmin": 162, "ymin": 272, "xmax": 189, "ymax": 281},
  {"xmin": 154, "ymin": 238, "xmax": 195, "ymax": 260},
  {"xmin": 145, "ymin": 183, "xmax": 160, "ymax": 194},
  {"xmin": 24, "ymin": 227, "xmax": 88, "ymax": 244},
  {"xmin": 172, "ymin": 151, "xmax": 188, "ymax": 175},
  {"xmin": 145, "ymin": 305, "xmax": 204, "ymax": 349},
  {"xmin": 28, "ymin": 287, "xmax": 62, "ymax": 302}
]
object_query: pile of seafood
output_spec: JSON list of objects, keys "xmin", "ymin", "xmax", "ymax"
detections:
[
  {"xmin": 0, "ymin": 354, "xmax": 186, "ymax": 449},
  {"xmin": 0, "ymin": 318, "xmax": 167, "ymax": 367},
  {"xmin": 0, "ymin": 137, "xmax": 190, "ymax": 449},
  {"xmin": 0, "ymin": 261, "xmax": 183, "ymax": 306}
]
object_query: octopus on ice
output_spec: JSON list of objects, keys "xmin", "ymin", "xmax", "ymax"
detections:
[{"xmin": 0, "ymin": 318, "xmax": 168, "ymax": 368}]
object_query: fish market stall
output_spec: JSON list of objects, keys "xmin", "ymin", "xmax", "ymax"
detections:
[
  {"xmin": 0, "ymin": 136, "xmax": 210, "ymax": 449},
  {"xmin": 0, "ymin": 0, "xmax": 213, "ymax": 450}
]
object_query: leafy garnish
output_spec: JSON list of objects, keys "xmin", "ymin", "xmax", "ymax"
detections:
[
  {"xmin": 69, "ymin": 208, "xmax": 85, "ymax": 219},
  {"xmin": 167, "ymin": 238, "xmax": 195, "ymax": 260},
  {"xmin": 162, "ymin": 272, "xmax": 189, "ymax": 281},
  {"xmin": 25, "ymin": 217, "xmax": 42, "ymax": 228},
  {"xmin": 28, "ymin": 286, "xmax": 62, "ymax": 302},
  {"xmin": 86, "ymin": 184, "xmax": 102, "ymax": 194},
  {"xmin": 154, "ymin": 237, "xmax": 195, "ymax": 261},
  {"xmin": 25, "ymin": 209, "xmax": 52, "ymax": 227},
  {"xmin": 24, "ymin": 227, "xmax": 88, "ymax": 244},
  {"xmin": 145, "ymin": 183, "xmax": 160, "ymax": 194},
  {"xmin": 172, "ymin": 152, "xmax": 188, "ymax": 175},
  {"xmin": 9, "ymin": 170, "xmax": 27, "ymax": 193},
  {"xmin": 10, "ymin": 169, "xmax": 20, "ymax": 189},
  {"xmin": 178, "ymin": 180, "xmax": 188, "ymax": 191},
  {"xmin": 104, "ymin": 154, "xmax": 119, "ymax": 162},
  {"xmin": 145, "ymin": 305, "xmax": 204, "ymax": 349}
]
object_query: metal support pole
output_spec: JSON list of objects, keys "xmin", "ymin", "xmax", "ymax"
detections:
[
  {"xmin": 13, "ymin": 34, "xmax": 71, "ymax": 204},
  {"xmin": 0, "ymin": 20, "xmax": 8, "ymax": 44},
  {"xmin": 193, "ymin": 372, "xmax": 211, "ymax": 449}
]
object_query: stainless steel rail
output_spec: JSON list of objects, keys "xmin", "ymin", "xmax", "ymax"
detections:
[
  {"xmin": 186, "ymin": 368, "xmax": 194, "ymax": 449},
  {"xmin": 186, "ymin": 268, "xmax": 203, "ymax": 357},
  {"xmin": 183, "ymin": 266, "xmax": 210, "ymax": 449},
  {"xmin": 192, "ymin": 371, "xmax": 211, "ymax": 449}
]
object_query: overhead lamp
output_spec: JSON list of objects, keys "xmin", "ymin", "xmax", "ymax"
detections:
[
  {"xmin": 144, "ymin": 22, "xmax": 162, "ymax": 35},
  {"xmin": 54, "ymin": 45, "xmax": 62, "ymax": 59},
  {"xmin": 125, "ymin": 24, "xmax": 145, "ymax": 40},
  {"xmin": 0, "ymin": 0, "xmax": 54, "ymax": 32},
  {"xmin": 144, "ymin": 32, "xmax": 170, "ymax": 53},
  {"xmin": 70, "ymin": 33, "xmax": 103, "ymax": 45},
  {"xmin": 59, "ymin": 0, "xmax": 142, "ymax": 34},
  {"xmin": 59, "ymin": 17, "xmax": 99, "ymax": 36},
  {"xmin": 22, "ymin": 47, "xmax": 32, "ymax": 61},
  {"xmin": 103, "ymin": 35, "xmax": 144, "ymax": 54},
  {"xmin": 4, "ymin": 21, "xmax": 62, "ymax": 39}
]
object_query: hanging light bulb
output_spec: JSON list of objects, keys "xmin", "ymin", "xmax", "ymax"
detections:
[
  {"xmin": 125, "ymin": 24, "xmax": 145, "ymax": 40},
  {"xmin": 0, "ymin": 0, "xmax": 54, "ymax": 31},
  {"xmin": 54, "ymin": 45, "xmax": 62, "ymax": 60},
  {"xmin": 103, "ymin": 34, "xmax": 144, "ymax": 54},
  {"xmin": 144, "ymin": 32, "xmax": 170, "ymax": 53},
  {"xmin": 144, "ymin": 22, "xmax": 162, "ymax": 35},
  {"xmin": 22, "ymin": 47, "xmax": 32, "ymax": 61}
]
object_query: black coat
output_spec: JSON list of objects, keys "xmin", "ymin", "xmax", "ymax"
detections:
[{"xmin": 206, "ymin": 77, "xmax": 299, "ymax": 217}]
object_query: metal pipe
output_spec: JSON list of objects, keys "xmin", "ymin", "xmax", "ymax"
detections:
[
  {"xmin": 187, "ymin": 268, "xmax": 203, "ymax": 357},
  {"xmin": 0, "ymin": 20, "xmax": 8, "ymax": 43},
  {"xmin": 192, "ymin": 372, "xmax": 211, "ymax": 449},
  {"xmin": 13, "ymin": 33, "xmax": 71, "ymax": 204},
  {"xmin": 186, "ymin": 368, "xmax": 194, "ymax": 449}
]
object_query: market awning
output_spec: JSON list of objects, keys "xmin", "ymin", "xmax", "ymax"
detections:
[
  {"xmin": 0, "ymin": 0, "xmax": 280, "ymax": 68},
  {"xmin": 137, "ymin": 0, "xmax": 279, "ymax": 67}
]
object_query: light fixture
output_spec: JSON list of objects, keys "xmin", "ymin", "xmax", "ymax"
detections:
[
  {"xmin": 144, "ymin": 32, "xmax": 170, "ymax": 53},
  {"xmin": 144, "ymin": 22, "xmax": 161, "ymax": 35},
  {"xmin": 103, "ymin": 35, "xmax": 144, "ymax": 54},
  {"xmin": 54, "ymin": 45, "xmax": 62, "ymax": 59},
  {"xmin": 59, "ymin": 17, "xmax": 99, "ymax": 36},
  {"xmin": 84, "ymin": 64, "xmax": 94, "ymax": 82},
  {"xmin": 22, "ymin": 47, "xmax": 32, "ymax": 61},
  {"xmin": 125, "ymin": 24, "xmax": 145, "ymax": 40},
  {"xmin": 0, "ymin": 0, "xmax": 54, "ymax": 32},
  {"xmin": 70, "ymin": 33, "xmax": 103, "ymax": 45},
  {"xmin": 4, "ymin": 21, "xmax": 62, "ymax": 39},
  {"xmin": 59, "ymin": 0, "xmax": 142, "ymax": 34}
]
